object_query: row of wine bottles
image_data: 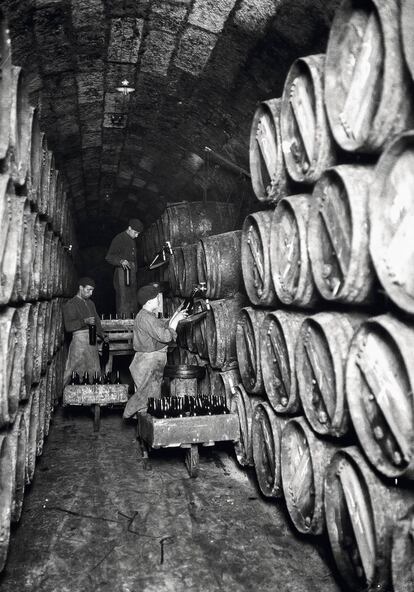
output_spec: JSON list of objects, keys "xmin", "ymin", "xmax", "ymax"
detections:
[
  {"xmin": 69, "ymin": 370, "xmax": 123, "ymax": 386},
  {"xmin": 147, "ymin": 394, "xmax": 230, "ymax": 418}
]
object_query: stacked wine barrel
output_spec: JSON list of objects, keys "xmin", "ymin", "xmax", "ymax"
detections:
[
  {"xmin": 238, "ymin": 2, "xmax": 414, "ymax": 591},
  {"xmin": 152, "ymin": 201, "xmax": 246, "ymax": 405},
  {"xmin": 0, "ymin": 14, "xmax": 76, "ymax": 572}
]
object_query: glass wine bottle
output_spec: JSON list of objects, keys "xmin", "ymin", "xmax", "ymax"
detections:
[
  {"xmin": 89, "ymin": 321, "xmax": 96, "ymax": 345},
  {"xmin": 114, "ymin": 370, "xmax": 121, "ymax": 384},
  {"xmin": 81, "ymin": 371, "xmax": 90, "ymax": 385},
  {"xmin": 70, "ymin": 371, "xmax": 80, "ymax": 385}
]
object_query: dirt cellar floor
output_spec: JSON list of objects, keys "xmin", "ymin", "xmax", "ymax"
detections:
[{"xmin": 0, "ymin": 407, "xmax": 343, "ymax": 592}]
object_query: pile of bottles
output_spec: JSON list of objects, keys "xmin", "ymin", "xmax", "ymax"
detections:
[
  {"xmin": 147, "ymin": 395, "xmax": 230, "ymax": 418},
  {"xmin": 69, "ymin": 370, "xmax": 123, "ymax": 386},
  {"xmin": 101, "ymin": 313, "xmax": 135, "ymax": 320}
]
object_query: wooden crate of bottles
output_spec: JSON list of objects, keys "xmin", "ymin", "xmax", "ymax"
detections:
[
  {"xmin": 138, "ymin": 395, "xmax": 240, "ymax": 448},
  {"xmin": 63, "ymin": 384, "xmax": 129, "ymax": 406}
]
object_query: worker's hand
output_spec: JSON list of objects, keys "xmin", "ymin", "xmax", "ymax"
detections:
[
  {"xmin": 84, "ymin": 316, "xmax": 95, "ymax": 325},
  {"xmin": 175, "ymin": 310, "xmax": 189, "ymax": 322},
  {"xmin": 120, "ymin": 259, "xmax": 131, "ymax": 270}
]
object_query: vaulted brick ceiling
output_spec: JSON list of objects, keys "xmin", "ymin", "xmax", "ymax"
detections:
[{"xmin": 4, "ymin": 0, "xmax": 340, "ymax": 246}]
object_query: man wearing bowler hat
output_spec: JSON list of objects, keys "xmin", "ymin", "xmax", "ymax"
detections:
[
  {"xmin": 123, "ymin": 283, "xmax": 188, "ymax": 418},
  {"xmin": 105, "ymin": 218, "xmax": 144, "ymax": 317}
]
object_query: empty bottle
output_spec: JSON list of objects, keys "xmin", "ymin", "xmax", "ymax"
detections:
[
  {"xmin": 81, "ymin": 371, "xmax": 90, "ymax": 385},
  {"xmin": 69, "ymin": 371, "xmax": 80, "ymax": 385},
  {"xmin": 89, "ymin": 320, "xmax": 96, "ymax": 345},
  {"xmin": 114, "ymin": 370, "xmax": 122, "ymax": 384},
  {"xmin": 124, "ymin": 267, "xmax": 131, "ymax": 286}
]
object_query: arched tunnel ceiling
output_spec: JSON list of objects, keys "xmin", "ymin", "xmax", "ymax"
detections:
[{"xmin": 3, "ymin": 0, "xmax": 341, "ymax": 246}]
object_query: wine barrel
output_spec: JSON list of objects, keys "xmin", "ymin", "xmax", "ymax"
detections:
[
  {"xmin": 241, "ymin": 211, "xmax": 278, "ymax": 307},
  {"xmin": 48, "ymin": 166, "xmax": 58, "ymax": 229},
  {"xmin": 9, "ymin": 66, "xmax": 31, "ymax": 186},
  {"xmin": 281, "ymin": 416, "xmax": 336, "ymax": 535},
  {"xmin": 29, "ymin": 214, "xmax": 44, "ymax": 300},
  {"xmin": 260, "ymin": 310, "xmax": 306, "ymax": 414},
  {"xmin": 0, "ymin": 307, "xmax": 23, "ymax": 427},
  {"xmin": 230, "ymin": 384, "xmax": 262, "ymax": 467},
  {"xmin": 206, "ymin": 294, "xmax": 246, "ymax": 369},
  {"xmin": 0, "ymin": 176, "xmax": 19, "ymax": 306},
  {"xmin": 296, "ymin": 312, "xmax": 365, "ymax": 438},
  {"xmin": 198, "ymin": 363, "xmax": 218, "ymax": 397},
  {"xmin": 392, "ymin": 505, "xmax": 414, "ymax": 592},
  {"xmin": 308, "ymin": 165, "xmax": 376, "ymax": 304},
  {"xmin": 401, "ymin": 0, "xmax": 414, "ymax": 83},
  {"xmin": 169, "ymin": 244, "xmax": 198, "ymax": 297},
  {"xmin": 8, "ymin": 412, "xmax": 27, "ymax": 523},
  {"xmin": 162, "ymin": 201, "xmax": 238, "ymax": 247},
  {"xmin": 281, "ymin": 54, "xmax": 336, "ymax": 184},
  {"xmin": 0, "ymin": 11, "xmax": 12, "ymax": 161},
  {"xmin": 369, "ymin": 131, "xmax": 414, "ymax": 314},
  {"xmin": 40, "ymin": 226, "xmax": 53, "ymax": 299},
  {"xmin": 197, "ymin": 230, "xmax": 242, "ymax": 299},
  {"xmin": 33, "ymin": 301, "xmax": 46, "ymax": 380},
  {"xmin": 23, "ymin": 385, "xmax": 39, "ymax": 484},
  {"xmin": 249, "ymin": 99, "xmax": 289, "ymax": 203},
  {"xmin": 193, "ymin": 301, "xmax": 209, "ymax": 360},
  {"xmin": 28, "ymin": 107, "xmax": 42, "ymax": 205},
  {"xmin": 346, "ymin": 314, "xmax": 414, "ymax": 480},
  {"xmin": 252, "ymin": 402, "xmax": 288, "ymax": 498},
  {"xmin": 10, "ymin": 196, "xmax": 33, "ymax": 303},
  {"xmin": 236, "ymin": 307, "xmax": 266, "ymax": 395},
  {"xmin": 15, "ymin": 304, "xmax": 32, "ymax": 401},
  {"xmin": 325, "ymin": 446, "xmax": 414, "ymax": 592},
  {"xmin": 38, "ymin": 135, "xmax": 50, "ymax": 216},
  {"xmin": 270, "ymin": 194, "xmax": 319, "ymax": 308},
  {"xmin": 0, "ymin": 433, "xmax": 12, "ymax": 572},
  {"xmin": 325, "ymin": 0, "xmax": 414, "ymax": 153},
  {"xmin": 44, "ymin": 361, "xmax": 55, "ymax": 437}
]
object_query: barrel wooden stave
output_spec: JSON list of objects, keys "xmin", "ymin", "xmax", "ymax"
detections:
[
  {"xmin": 325, "ymin": 0, "xmax": 414, "ymax": 153},
  {"xmin": 309, "ymin": 164, "xmax": 376, "ymax": 304},
  {"xmin": 369, "ymin": 131, "xmax": 414, "ymax": 314},
  {"xmin": 9, "ymin": 65, "xmax": 31, "ymax": 186},
  {"xmin": 346, "ymin": 314, "xmax": 414, "ymax": 479},
  {"xmin": 28, "ymin": 107, "xmax": 42, "ymax": 205},
  {"xmin": 236, "ymin": 307, "xmax": 266, "ymax": 395},
  {"xmin": 0, "ymin": 176, "xmax": 19, "ymax": 306},
  {"xmin": 296, "ymin": 312, "xmax": 365, "ymax": 437},
  {"xmin": 249, "ymin": 98, "xmax": 290, "ymax": 203},
  {"xmin": 252, "ymin": 402, "xmax": 288, "ymax": 498},
  {"xmin": 281, "ymin": 416, "xmax": 336, "ymax": 535},
  {"xmin": 325, "ymin": 446, "xmax": 414, "ymax": 592},
  {"xmin": 10, "ymin": 196, "xmax": 33, "ymax": 303},
  {"xmin": 0, "ymin": 307, "xmax": 23, "ymax": 427},
  {"xmin": 197, "ymin": 230, "xmax": 242, "ymax": 299},
  {"xmin": 23, "ymin": 385, "xmax": 40, "ymax": 484},
  {"xmin": 401, "ymin": 0, "xmax": 414, "ymax": 83},
  {"xmin": 206, "ymin": 294, "xmax": 247, "ymax": 369},
  {"xmin": 241, "ymin": 211, "xmax": 278, "ymax": 307},
  {"xmin": 218, "ymin": 367, "xmax": 241, "ymax": 407},
  {"xmin": 281, "ymin": 54, "xmax": 336, "ymax": 184},
  {"xmin": 271, "ymin": 193, "xmax": 319, "ymax": 308},
  {"xmin": 260, "ymin": 309, "xmax": 306, "ymax": 414}
]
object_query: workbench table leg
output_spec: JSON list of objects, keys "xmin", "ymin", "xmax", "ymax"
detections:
[
  {"xmin": 93, "ymin": 405, "xmax": 101, "ymax": 432},
  {"xmin": 185, "ymin": 444, "xmax": 199, "ymax": 478}
]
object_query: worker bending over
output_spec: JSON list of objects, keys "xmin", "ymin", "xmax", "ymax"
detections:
[{"xmin": 123, "ymin": 283, "xmax": 187, "ymax": 418}]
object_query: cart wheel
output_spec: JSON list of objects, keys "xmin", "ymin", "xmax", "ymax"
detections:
[
  {"xmin": 185, "ymin": 444, "xmax": 199, "ymax": 478},
  {"xmin": 93, "ymin": 405, "xmax": 101, "ymax": 432}
]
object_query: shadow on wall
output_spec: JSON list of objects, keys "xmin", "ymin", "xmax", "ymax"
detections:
[{"xmin": 78, "ymin": 246, "xmax": 115, "ymax": 316}]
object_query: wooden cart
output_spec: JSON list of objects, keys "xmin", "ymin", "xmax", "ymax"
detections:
[
  {"xmin": 63, "ymin": 384, "xmax": 129, "ymax": 431},
  {"xmin": 137, "ymin": 412, "xmax": 240, "ymax": 477}
]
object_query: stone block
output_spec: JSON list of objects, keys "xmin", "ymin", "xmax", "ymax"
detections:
[
  {"xmin": 107, "ymin": 17, "xmax": 144, "ymax": 63},
  {"xmin": 140, "ymin": 30, "xmax": 176, "ymax": 76},
  {"xmin": 81, "ymin": 131, "xmax": 102, "ymax": 149},
  {"xmin": 232, "ymin": 0, "xmax": 279, "ymax": 37},
  {"xmin": 77, "ymin": 72, "xmax": 104, "ymax": 104},
  {"xmin": 149, "ymin": 2, "xmax": 188, "ymax": 34},
  {"xmin": 174, "ymin": 26, "xmax": 217, "ymax": 76},
  {"xmin": 188, "ymin": 0, "xmax": 236, "ymax": 34}
]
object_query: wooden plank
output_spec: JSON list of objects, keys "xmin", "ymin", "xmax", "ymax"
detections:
[
  {"xmin": 356, "ymin": 337, "xmax": 412, "ymax": 460},
  {"xmin": 247, "ymin": 228, "xmax": 265, "ymax": 286},
  {"xmin": 101, "ymin": 319, "xmax": 134, "ymax": 330},
  {"xmin": 338, "ymin": 462, "xmax": 375, "ymax": 583},
  {"xmin": 242, "ymin": 322, "xmax": 257, "ymax": 379},
  {"xmin": 267, "ymin": 331, "xmax": 289, "ymax": 397},
  {"xmin": 289, "ymin": 76, "xmax": 315, "ymax": 163},
  {"xmin": 340, "ymin": 12, "xmax": 383, "ymax": 142},
  {"xmin": 137, "ymin": 412, "xmax": 240, "ymax": 448},
  {"xmin": 303, "ymin": 332, "xmax": 334, "ymax": 421},
  {"xmin": 256, "ymin": 112, "xmax": 277, "ymax": 178},
  {"xmin": 288, "ymin": 435, "xmax": 313, "ymax": 517},
  {"xmin": 63, "ymin": 384, "xmax": 129, "ymax": 406},
  {"xmin": 319, "ymin": 198, "xmax": 350, "ymax": 282}
]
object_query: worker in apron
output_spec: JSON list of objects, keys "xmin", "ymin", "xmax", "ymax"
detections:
[
  {"xmin": 123, "ymin": 283, "xmax": 187, "ymax": 418},
  {"xmin": 63, "ymin": 277, "xmax": 108, "ymax": 385}
]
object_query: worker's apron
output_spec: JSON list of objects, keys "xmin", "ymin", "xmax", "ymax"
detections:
[
  {"xmin": 114, "ymin": 266, "xmax": 138, "ymax": 317},
  {"xmin": 64, "ymin": 330, "xmax": 101, "ymax": 386},
  {"xmin": 123, "ymin": 350, "xmax": 167, "ymax": 418}
]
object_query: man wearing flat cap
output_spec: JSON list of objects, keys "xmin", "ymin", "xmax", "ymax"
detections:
[
  {"xmin": 123, "ymin": 283, "xmax": 188, "ymax": 418},
  {"xmin": 63, "ymin": 277, "xmax": 108, "ymax": 385},
  {"xmin": 105, "ymin": 219, "xmax": 143, "ymax": 317}
]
